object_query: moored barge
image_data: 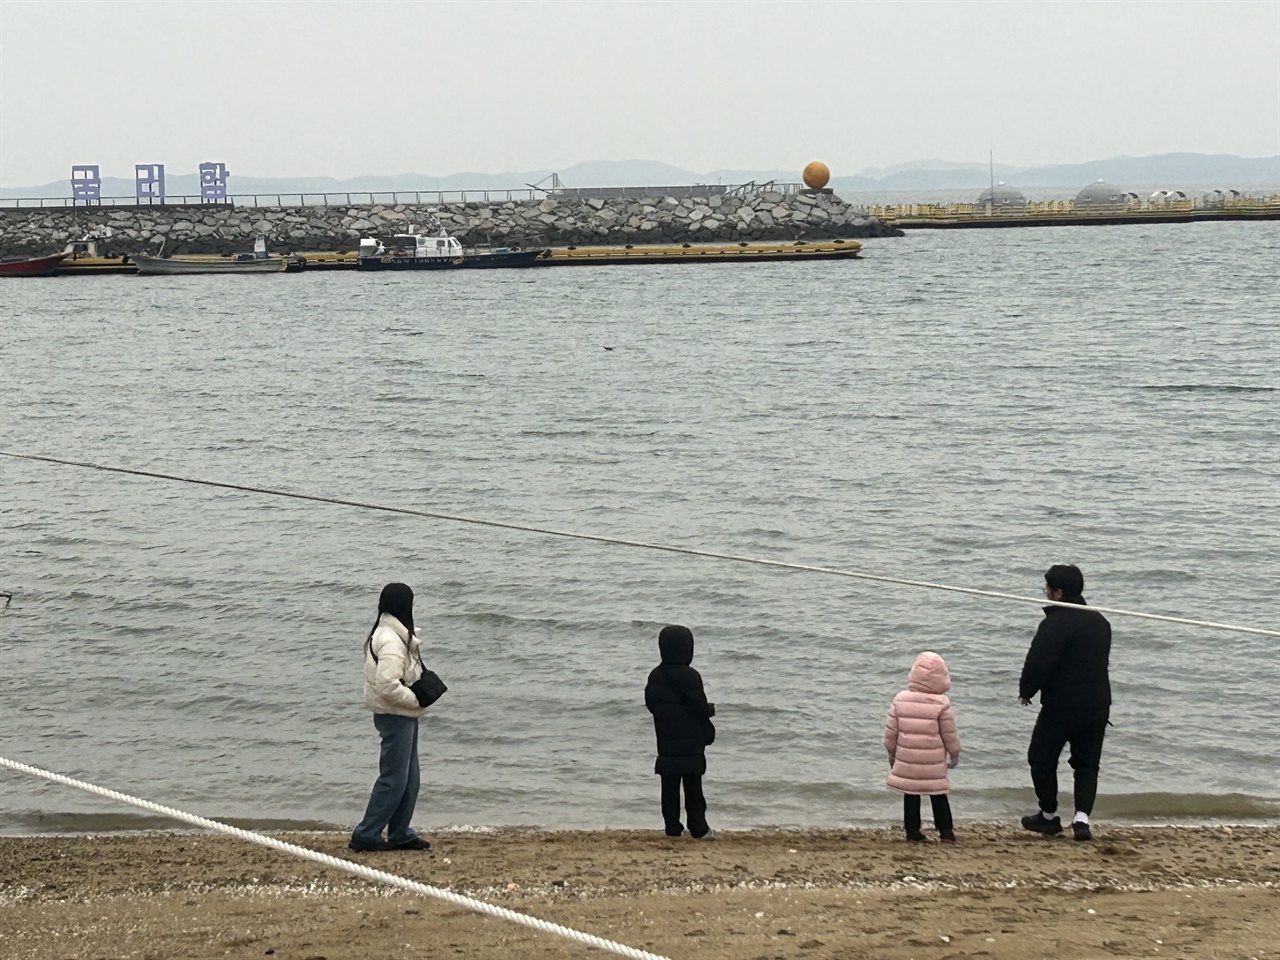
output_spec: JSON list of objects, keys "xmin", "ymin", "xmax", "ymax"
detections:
[{"xmin": 535, "ymin": 239, "xmax": 862, "ymax": 265}]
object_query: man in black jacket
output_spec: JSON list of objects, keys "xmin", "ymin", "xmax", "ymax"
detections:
[{"xmin": 1019, "ymin": 564, "xmax": 1111, "ymax": 841}]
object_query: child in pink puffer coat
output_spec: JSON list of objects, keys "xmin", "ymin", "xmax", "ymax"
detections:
[{"xmin": 884, "ymin": 651, "xmax": 962, "ymax": 843}]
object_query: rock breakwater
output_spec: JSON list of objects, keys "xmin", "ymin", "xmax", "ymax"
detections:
[{"xmin": 0, "ymin": 191, "xmax": 899, "ymax": 257}]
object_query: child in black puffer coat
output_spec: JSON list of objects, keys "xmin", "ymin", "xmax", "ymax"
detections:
[{"xmin": 644, "ymin": 624, "xmax": 716, "ymax": 839}]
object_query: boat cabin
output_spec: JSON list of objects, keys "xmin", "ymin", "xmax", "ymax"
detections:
[
  {"xmin": 233, "ymin": 236, "xmax": 273, "ymax": 262},
  {"xmin": 359, "ymin": 230, "xmax": 464, "ymax": 260},
  {"xmin": 62, "ymin": 227, "xmax": 114, "ymax": 260}
]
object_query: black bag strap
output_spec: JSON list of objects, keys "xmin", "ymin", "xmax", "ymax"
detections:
[{"xmin": 365, "ymin": 627, "xmax": 417, "ymax": 669}]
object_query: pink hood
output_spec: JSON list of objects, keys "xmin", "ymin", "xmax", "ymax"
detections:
[{"xmin": 907, "ymin": 651, "xmax": 951, "ymax": 695}]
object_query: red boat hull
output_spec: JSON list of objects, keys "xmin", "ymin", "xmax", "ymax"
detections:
[{"xmin": 0, "ymin": 252, "xmax": 68, "ymax": 276}]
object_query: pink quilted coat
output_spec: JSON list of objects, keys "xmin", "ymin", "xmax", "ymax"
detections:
[{"xmin": 884, "ymin": 651, "xmax": 961, "ymax": 796}]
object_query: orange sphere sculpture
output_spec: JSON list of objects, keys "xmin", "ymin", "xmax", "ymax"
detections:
[{"xmin": 802, "ymin": 161, "xmax": 830, "ymax": 190}]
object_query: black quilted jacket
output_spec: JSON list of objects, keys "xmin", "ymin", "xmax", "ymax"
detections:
[{"xmin": 644, "ymin": 629, "xmax": 713, "ymax": 776}]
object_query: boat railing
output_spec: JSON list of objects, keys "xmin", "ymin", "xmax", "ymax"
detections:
[
  {"xmin": 725, "ymin": 181, "xmax": 803, "ymax": 198},
  {"xmin": 0, "ymin": 183, "xmax": 809, "ymax": 209}
]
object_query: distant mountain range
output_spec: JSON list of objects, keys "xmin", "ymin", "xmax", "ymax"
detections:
[
  {"xmin": 3, "ymin": 153, "xmax": 1276, "ymax": 200},
  {"xmin": 833, "ymin": 153, "xmax": 1280, "ymax": 190}
]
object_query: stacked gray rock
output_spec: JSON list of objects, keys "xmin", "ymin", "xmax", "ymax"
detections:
[{"xmin": 0, "ymin": 190, "xmax": 901, "ymax": 257}]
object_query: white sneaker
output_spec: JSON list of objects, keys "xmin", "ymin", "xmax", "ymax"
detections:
[{"xmin": 694, "ymin": 828, "xmax": 715, "ymax": 840}]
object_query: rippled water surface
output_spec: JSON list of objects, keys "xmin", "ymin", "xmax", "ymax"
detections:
[{"xmin": 2, "ymin": 222, "xmax": 1278, "ymax": 833}]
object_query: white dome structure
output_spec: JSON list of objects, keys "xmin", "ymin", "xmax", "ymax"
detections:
[
  {"xmin": 1075, "ymin": 180, "xmax": 1127, "ymax": 207},
  {"xmin": 976, "ymin": 182, "xmax": 1028, "ymax": 208}
]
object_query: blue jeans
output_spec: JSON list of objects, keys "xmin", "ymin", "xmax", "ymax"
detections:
[{"xmin": 352, "ymin": 713, "xmax": 421, "ymax": 846}]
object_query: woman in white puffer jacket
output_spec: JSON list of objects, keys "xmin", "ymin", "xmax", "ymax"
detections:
[{"xmin": 349, "ymin": 583, "xmax": 432, "ymax": 852}]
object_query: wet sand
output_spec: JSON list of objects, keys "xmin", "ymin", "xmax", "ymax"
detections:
[{"xmin": 1, "ymin": 824, "xmax": 1277, "ymax": 959}]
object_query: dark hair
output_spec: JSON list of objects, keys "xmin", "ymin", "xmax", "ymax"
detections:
[
  {"xmin": 1044, "ymin": 564, "xmax": 1084, "ymax": 597},
  {"xmin": 365, "ymin": 582, "xmax": 415, "ymax": 656}
]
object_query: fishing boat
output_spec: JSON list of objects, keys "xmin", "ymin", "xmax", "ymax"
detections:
[
  {"xmin": 0, "ymin": 251, "xmax": 68, "ymax": 277},
  {"xmin": 52, "ymin": 229, "xmax": 137, "ymax": 276},
  {"xmin": 132, "ymin": 254, "xmax": 291, "ymax": 275},
  {"xmin": 132, "ymin": 237, "xmax": 297, "ymax": 275},
  {"xmin": 356, "ymin": 227, "xmax": 547, "ymax": 270}
]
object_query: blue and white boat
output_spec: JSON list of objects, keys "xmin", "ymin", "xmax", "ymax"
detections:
[{"xmin": 356, "ymin": 227, "xmax": 547, "ymax": 270}]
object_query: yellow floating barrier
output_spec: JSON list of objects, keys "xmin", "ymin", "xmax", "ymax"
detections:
[{"xmin": 537, "ymin": 240, "xmax": 862, "ymax": 266}]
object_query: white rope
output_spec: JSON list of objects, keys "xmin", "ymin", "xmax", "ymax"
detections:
[
  {"xmin": 2, "ymin": 450, "xmax": 1276, "ymax": 638},
  {"xmin": 0, "ymin": 756, "xmax": 671, "ymax": 960}
]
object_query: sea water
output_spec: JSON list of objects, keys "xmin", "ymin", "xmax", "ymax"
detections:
[{"xmin": 1, "ymin": 221, "xmax": 1277, "ymax": 833}]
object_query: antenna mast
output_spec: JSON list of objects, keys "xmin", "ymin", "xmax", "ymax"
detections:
[{"xmin": 986, "ymin": 149, "xmax": 996, "ymax": 215}]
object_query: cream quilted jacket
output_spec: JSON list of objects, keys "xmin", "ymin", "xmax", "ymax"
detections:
[{"xmin": 362, "ymin": 613, "xmax": 429, "ymax": 718}]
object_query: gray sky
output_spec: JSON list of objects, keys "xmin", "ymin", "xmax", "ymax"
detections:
[{"xmin": 1, "ymin": 0, "xmax": 1277, "ymax": 186}]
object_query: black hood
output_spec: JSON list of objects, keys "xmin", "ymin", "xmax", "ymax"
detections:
[{"xmin": 658, "ymin": 624, "xmax": 694, "ymax": 665}]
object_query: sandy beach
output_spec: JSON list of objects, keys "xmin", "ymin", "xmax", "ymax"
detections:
[{"xmin": 1, "ymin": 824, "xmax": 1276, "ymax": 959}]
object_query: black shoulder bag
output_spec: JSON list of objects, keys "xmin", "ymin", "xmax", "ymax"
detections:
[
  {"xmin": 369, "ymin": 637, "xmax": 448, "ymax": 708},
  {"xmin": 408, "ymin": 654, "xmax": 448, "ymax": 708},
  {"xmin": 661, "ymin": 665, "xmax": 716, "ymax": 745}
]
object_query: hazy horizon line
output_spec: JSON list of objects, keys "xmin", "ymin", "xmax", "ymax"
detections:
[{"xmin": 5, "ymin": 151, "xmax": 1280, "ymax": 191}]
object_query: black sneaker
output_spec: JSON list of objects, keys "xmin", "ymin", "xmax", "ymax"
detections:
[
  {"xmin": 905, "ymin": 830, "xmax": 930, "ymax": 843},
  {"xmin": 1072, "ymin": 821, "xmax": 1092, "ymax": 842},
  {"xmin": 1020, "ymin": 813, "xmax": 1063, "ymax": 835},
  {"xmin": 389, "ymin": 836, "xmax": 432, "ymax": 851},
  {"xmin": 347, "ymin": 836, "xmax": 389, "ymax": 852}
]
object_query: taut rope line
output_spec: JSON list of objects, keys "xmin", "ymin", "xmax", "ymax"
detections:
[
  {"xmin": 2, "ymin": 449, "xmax": 1275, "ymax": 639},
  {"xmin": 0, "ymin": 756, "xmax": 672, "ymax": 960}
]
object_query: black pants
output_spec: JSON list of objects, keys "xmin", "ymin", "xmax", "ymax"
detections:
[
  {"xmin": 660, "ymin": 773, "xmax": 709, "ymax": 838},
  {"xmin": 904, "ymin": 794, "xmax": 953, "ymax": 834},
  {"xmin": 1028, "ymin": 706, "xmax": 1109, "ymax": 815}
]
